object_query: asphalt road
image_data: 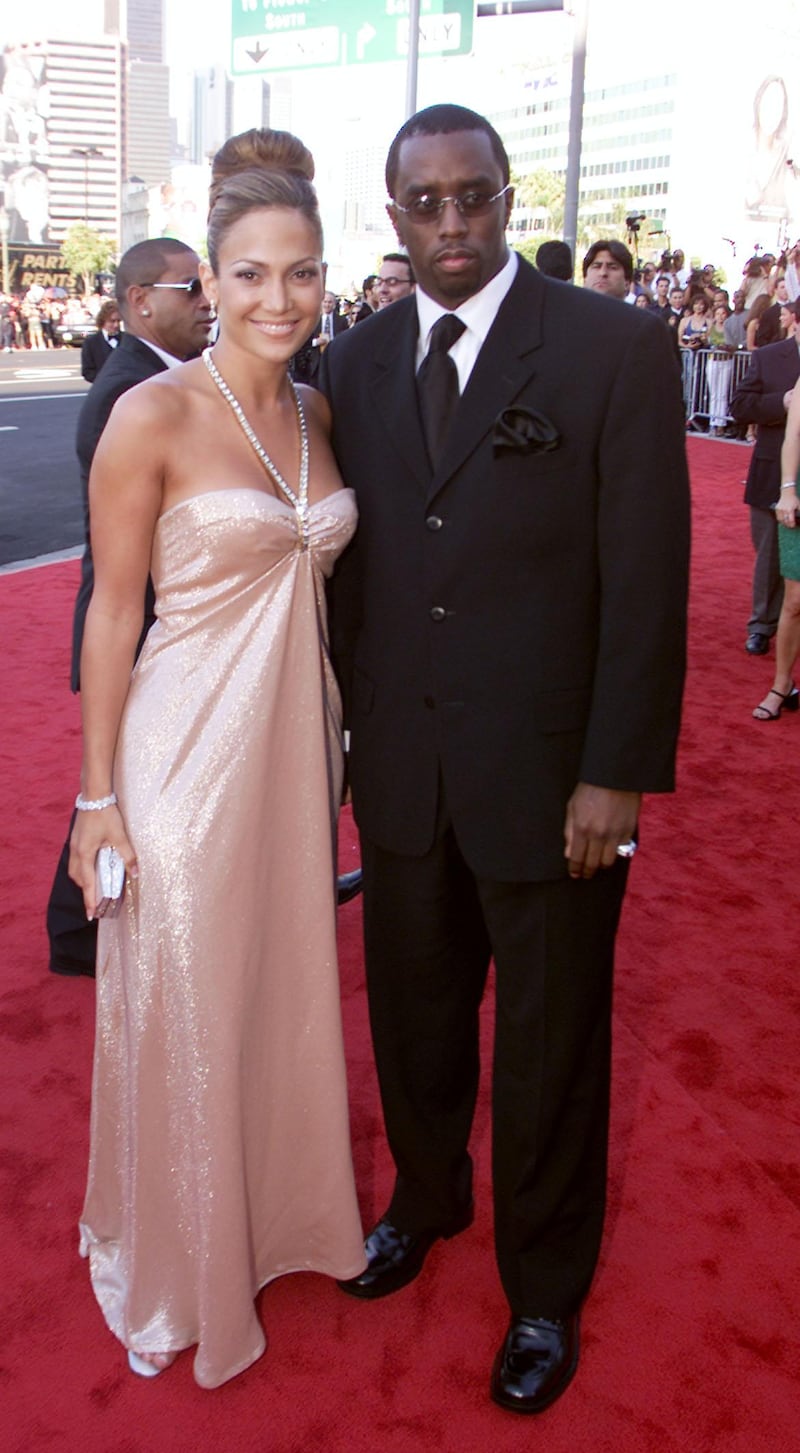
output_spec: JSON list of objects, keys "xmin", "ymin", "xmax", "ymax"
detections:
[{"xmin": 0, "ymin": 350, "xmax": 89, "ymax": 568}]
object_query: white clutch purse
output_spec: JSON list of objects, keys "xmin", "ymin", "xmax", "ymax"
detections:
[{"xmin": 94, "ymin": 846, "xmax": 125, "ymax": 918}]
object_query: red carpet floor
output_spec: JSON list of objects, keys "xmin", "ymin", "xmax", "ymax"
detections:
[{"xmin": 1, "ymin": 438, "xmax": 798, "ymax": 1452}]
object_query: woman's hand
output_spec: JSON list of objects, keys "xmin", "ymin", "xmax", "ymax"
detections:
[
  {"xmin": 69, "ymin": 804, "xmax": 137, "ymax": 919},
  {"xmin": 777, "ymin": 486, "xmax": 799, "ymax": 528}
]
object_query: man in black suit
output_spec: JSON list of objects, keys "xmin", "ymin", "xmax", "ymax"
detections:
[
  {"xmin": 289, "ymin": 288, "xmax": 348, "ymax": 388},
  {"xmin": 79, "ymin": 299, "xmax": 121, "ymax": 382},
  {"xmin": 47, "ymin": 237, "xmax": 213, "ymax": 976},
  {"xmin": 731, "ymin": 317, "xmax": 800, "ymax": 654},
  {"xmin": 352, "ymin": 274, "xmax": 379, "ymax": 323},
  {"xmin": 319, "ymin": 288, "xmax": 349, "ymax": 339},
  {"xmin": 322, "ymin": 105, "xmax": 689, "ymax": 1415}
]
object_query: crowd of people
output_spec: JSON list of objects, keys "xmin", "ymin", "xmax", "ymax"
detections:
[
  {"xmin": 574, "ymin": 239, "xmax": 800, "ymax": 731},
  {"xmin": 571, "ymin": 239, "xmax": 800, "ymax": 433},
  {"xmin": 41, "ymin": 107, "xmax": 693, "ymax": 1414},
  {"xmin": 0, "ymin": 287, "xmax": 107, "ymax": 351}
]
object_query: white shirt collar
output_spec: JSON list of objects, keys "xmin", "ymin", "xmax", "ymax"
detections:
[
  {"xmin": 415, "ymin": 248, "xmax": 518, "ymax": 358},
  {"xmin": 137, "ymin": 337, "xmax": 184, "ymax": 369}
]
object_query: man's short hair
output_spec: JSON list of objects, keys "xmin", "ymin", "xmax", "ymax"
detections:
[
  {"xmin": 385, "ymin": 103, "xmax": 510, "ymax": 196},
  {"xmin": 535, "ymin": 240, "xmax": 573, "ymax": 282},
  {"xmin": 362, "ymin": 274, "xmax": 378, "ymax": 294},
  {"xmin": 582, "ymin": 239, "xmax": 633, "ymax": 282},
  {"xmin": 382, "ymin": 251, "xmax": 416, "ymax": 283},
  {"xmin": 114, "ymin": 238, "xmax": 197, "ymax": 311}
]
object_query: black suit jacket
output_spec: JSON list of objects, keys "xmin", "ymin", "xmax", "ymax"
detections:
[
  {"xmin": 80, "ymin": 329, "xmax": 115, "ymax": 383},
  {"xmin": 71, "ymin": 334, "xmax": 167, "ymax": 689},
  {"xmin": 730, "ymin": 337, "xmax": 800, "ymax": 508},
  {"xmin": 323, "ymin": 258, "xmax": 690, "ymax": 881}
]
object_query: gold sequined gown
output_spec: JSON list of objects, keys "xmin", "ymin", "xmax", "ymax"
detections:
[{"xmin": 79, "ymin": 486, "xmax": 365, "ymax": 1389}]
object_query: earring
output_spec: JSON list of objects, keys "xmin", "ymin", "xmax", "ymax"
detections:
[{"xmin": 141, "ymin": 308, "xmax": 150, "ymax": 316}]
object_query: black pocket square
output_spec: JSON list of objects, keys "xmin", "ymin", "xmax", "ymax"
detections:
[{"xmin": 492, "ymin": 406, "xmax": 561, "ymax": 457}]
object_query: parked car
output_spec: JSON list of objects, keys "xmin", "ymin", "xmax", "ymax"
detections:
[{"xmin": 56, "ymin": 316, "xmax": 96, "ymax": 347}]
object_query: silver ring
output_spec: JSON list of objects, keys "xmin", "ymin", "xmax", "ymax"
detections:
[{"xmin": 616, "ymin": 840, "xmax": 637, "ymax": 858}]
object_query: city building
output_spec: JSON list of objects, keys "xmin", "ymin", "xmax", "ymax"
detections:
[
  {"xmin": 1, "ymin": 36, "xmax": 123, "ymax": 248},
  {"xmin": 191, "ymin": 66, "xmax": 233, "ymax": 166},
  {"xmin": 106, "ymin": 0, "xmax": 170, "ymax": 189}
]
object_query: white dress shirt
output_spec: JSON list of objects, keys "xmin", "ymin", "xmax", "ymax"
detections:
[{"xmin": 414, "ymin": 249, "xmax": 518, "ymax": 394}]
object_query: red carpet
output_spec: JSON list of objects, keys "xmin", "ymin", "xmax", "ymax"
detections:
[{"xmin": 2, "ymin": 438, "xmax": 799, "ymax": 1451}]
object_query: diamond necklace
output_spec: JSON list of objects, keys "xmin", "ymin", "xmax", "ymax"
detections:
[{"xmin": 202, "ymin": 346, "xmax": 309, "ymax": 550}]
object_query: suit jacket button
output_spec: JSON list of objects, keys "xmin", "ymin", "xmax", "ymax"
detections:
[
  {"xmin": 426, "ymin": 515, "xmax": 443, "ymax": 531},
  {"xmin": 430, "ymin": 606, "xmax": 446, "ymax": 622}
]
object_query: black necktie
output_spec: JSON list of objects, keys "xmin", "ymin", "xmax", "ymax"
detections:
[{"xmin": 417, "ymin": 313, "xmax": 466, "ymax": 467}]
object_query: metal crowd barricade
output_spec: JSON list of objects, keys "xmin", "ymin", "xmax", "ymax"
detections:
[{"xmin": 682, "ymin": 348, "xmax": 752, "ymax": 432}]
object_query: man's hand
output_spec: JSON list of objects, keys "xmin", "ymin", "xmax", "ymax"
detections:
[{"xmin": 563, "ymin": 784, "xmax": 641, "ymax": 880}]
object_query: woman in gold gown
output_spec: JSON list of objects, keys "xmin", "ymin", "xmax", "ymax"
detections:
[{"xmin": 69, "ymin": 130, "xmax": 364, "ymax": 1388}]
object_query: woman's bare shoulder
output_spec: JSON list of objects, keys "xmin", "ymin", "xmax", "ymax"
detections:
[
  {"xmin": 109, "ymin": 357, "xmax": 208, "ymax": 426},
  {"xmin": 296, "ymin": 382, "xmax": 332, "ymax": 436}
]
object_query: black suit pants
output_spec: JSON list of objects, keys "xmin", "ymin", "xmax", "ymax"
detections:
[{"xmin": 360, "ymin": 795, "xmax": 628, "ymax": 1319}]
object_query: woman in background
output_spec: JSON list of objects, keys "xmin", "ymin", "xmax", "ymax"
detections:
[{"xmin": 753, "ymin": 380, "xmax": 800, "ymax": 719}]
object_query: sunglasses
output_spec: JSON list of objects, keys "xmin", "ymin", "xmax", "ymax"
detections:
[
  {"xmin": 393, "ymin": 185, "xmax": 512, "ymax": 225},
  {"xmin": 139, "ymin": 278, "xmax": 205, "ymax": 298}
]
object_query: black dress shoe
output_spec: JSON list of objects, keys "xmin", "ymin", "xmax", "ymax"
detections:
[
  {"xmin": 490, "ymin": 1314, "xmax": 580, "ymax": 1415},
  {"xmin": 336, "ymin": 869, "xmax": 363, "ymax": 905},
  {"xmin": 745, "ymin": 632, "xmax": 770, "ymax": 655},
  {"xmin": 338, "ymin": 1206, "xmax": 473, "ymax": 1300}
]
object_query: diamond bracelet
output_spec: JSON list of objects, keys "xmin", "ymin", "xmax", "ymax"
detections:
[{"xmin": 75, "ymin": 792, "xmax": 118, "ymax": 812}]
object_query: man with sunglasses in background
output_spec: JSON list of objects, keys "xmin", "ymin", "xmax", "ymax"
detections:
[
  {"xmin": 323, "ymin": 105, "xmax": 689, "ymax": 1415},
  {"xmin": 47, "ymin": 238, "xmax": 213, "ymax": 979}
]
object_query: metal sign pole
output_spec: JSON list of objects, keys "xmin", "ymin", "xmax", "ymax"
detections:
[
  {"xmin": 405, "ymin": 0, "xmax": 421, "ymax": 119},
  {"xmin": 563, "ymin": 0, "xmax": 588, "ymax": 259}
]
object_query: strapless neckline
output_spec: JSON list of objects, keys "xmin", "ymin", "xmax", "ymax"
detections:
[{"xmin": 158, "ymin": 486, "xmax": 355, "ymax": 526}]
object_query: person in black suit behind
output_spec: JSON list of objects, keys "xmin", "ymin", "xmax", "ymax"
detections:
[
  {"xmin": 322, "ymin": 105, "xmax": 689, "ymax": 1415},
  {"xmin": 47, "ymin": 238, "xmax": 214, "ymax": 976},
  {"xmin": 319, "ymin": 288, "xmax": 349, "ymax": 339},
  {"xmin": 79, "ymin": 299, "xmax": 121, "ymax": 382},
  {"xmin": 352, "ymin": 274, "xmax": 379, "ymax": 323},
  {"xmin": 730, "ymin": 321, "xmax": 800, "ymax": 655},
  {"xmin": 289, "ymin": 288, "xmax": 348, "ymax": 387}
]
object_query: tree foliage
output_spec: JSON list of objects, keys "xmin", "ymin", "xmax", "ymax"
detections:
[
  {"xmin": 514, "ymin": 168, "xmax": 566, "ymax": 239},
  {"xmin": 60, "ymin": 224, "xmax": 115, "ymax": 296},
  {"xmin": 512, "ymin": 168, "xmax": 659, "ymax": 265}
]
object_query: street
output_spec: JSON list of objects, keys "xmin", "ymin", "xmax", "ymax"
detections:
[{"xmin": 0, "ymin": 350, "xmax": 89, "ymax": 568}]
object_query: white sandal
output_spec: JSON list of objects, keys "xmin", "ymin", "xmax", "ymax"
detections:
[{"xmin": 128, "ymin": 1349, "xmax": 166, "ymax": 1378}]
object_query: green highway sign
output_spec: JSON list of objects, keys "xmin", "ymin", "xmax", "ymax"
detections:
[{"xmin": 231, "ymin": 0, "xmax": 474, "ymax": 75}]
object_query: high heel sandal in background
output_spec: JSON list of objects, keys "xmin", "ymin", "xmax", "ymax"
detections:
[{"xmin": 752, "ymin": 684, "xmax": 800, "ymax": 721}]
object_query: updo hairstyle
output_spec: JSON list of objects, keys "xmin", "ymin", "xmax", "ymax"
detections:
[{"xmin": 207, "ymin": 129, "xmax": 322, "ymax": 272}]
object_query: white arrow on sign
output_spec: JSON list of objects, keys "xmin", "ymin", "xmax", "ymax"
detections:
[{"xmin": 356, "ymin": 22, "xmax": 376, "ymax": 61}]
